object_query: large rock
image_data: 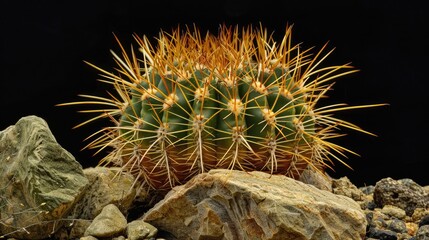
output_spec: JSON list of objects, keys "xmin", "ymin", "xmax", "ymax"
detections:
[
  {"xmin": 0, "ymin": 115, "xmax": 88, "ymax": 239},
  {"xmin": 143, "ymin": 169, "xmax": 367, "ymax": 240},
  {"xmin": 374, "ymin": 178, "xmax": 429, "ymax": 216}
]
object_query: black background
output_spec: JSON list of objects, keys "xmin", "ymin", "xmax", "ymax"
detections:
[{"xmin": 1, "ymin": 0, "xmax": 427, "ymax": 187}]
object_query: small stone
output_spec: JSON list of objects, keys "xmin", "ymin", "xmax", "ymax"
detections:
[
  {"xmin": 412, "ymin": 208, "xmax": 429, "ymax": 223},
  {"xmin": 370, "ymin": 209, "xmax": 389, "ymax": 228},
  {"xmin": 419, "ymin": 215, "xmax": 429, "ymax": 227},
  {"xmin": 80, "ymin": 236, "xmax": 98, "ymax": 240},
  {"xmin": 386, "ymin": 219, "xmax": 407, "ymax": 233},
  {"xmin": 416, "ymin": 225, "xmax": 429, "ymax": 240},
  {"xmin": 367, "ymin": 227, "xmax": 398, "ymax": 240},
  {"xmin": 381, "ymin": 205, "xmax": 407, "ymax": 219},
  {"xmin": 112, "ymin": 236, "xmax": 126, "ymax": 240},
  {"xmin": 365, "ymin": 211, "xmax": 374, "ymax": 223},
  {"xmin": 396, "ymin": 232, "xmax": 412, "ymax": 240},
  {"xmin": 406, "ymin": 222, "xmax": 419, "ymax": 236},
  {"xmin": 360, "ymin": 185, "xmax": 375, "ymax": 195},
  {"xmin": 84, "ymin": 204, "xmax": 127, "ymax": 238},
  {"xmin": 367, "ymin": 201, "xmax": 377, "ymax": 210},
  {"xmin": 127, "ymin": 219, "xmax": 158, "ymax": 240},
  {"xmin": 359, "ymin": 194, "xmax": 376, "ymax": 210}
]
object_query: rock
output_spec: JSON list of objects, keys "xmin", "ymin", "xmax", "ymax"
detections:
[
  {"xmin": 127, "ymin": 219, "xmax": 158, "ymax": 240},
  {"xmin": 84, "ymin": 204, "xmax": 127, "ymax": 238},
  {"xmin": 367, "ymin": 227, "xmax": 398, "ymax": 240},
  {"xmin": 413, "ymin": 208, "xmax": 429, "ymax": 223},
  {"xmin": 143, "ymin": 169, "xmax": 367, "ymax": 240},
  {"xmin": 416, "ymin": 225, "xmax": 429, "ymax": 240},
  {"xmin": 406, "ymin": 222, "xmax": 419, "ymax": 236},
  {"xmin": 386, "ymin": 219, "xmax": 408, "ymax": 233},
  {"xmin": 419, "ymin": 215, "xmax": 429, "ymax": 227},
  {"xmin": 360, "ymin": 185, "xmax": 375, "ymax": 195},
  {"xmin": 381, "ymin": 205, "xmax": 407, "ymax": 220},
  {"xmin": 71, "ymin": 167, "xmax": 137, "ymax": 220},
  {"xmin": 368, "ymin": 209, "xmax": 389, "ymax": 229},
  {"xmin": 112, "ymin": 236, "xmax": 127, "ymax": 240},
  {"xmin": 80, "ymin": 236, "xmax": 98, "ymax": 240},
  {"xmin": 298, "ymin": 167, "xmax": 332, "ymax": 192},
  {"xmin": 397, "ymin": 232, "xmax": 413, "ymax": 240},
  {"xmin": 332, "ymin": 176, "xmax": 365, "ymax": 201},
  {"xmin": 0, "ymin": 115, "xmax": 89, "ymax": 239},
  {"xmin": 373, "ymin": 178, "xmax": 429, "ymax": 216}
]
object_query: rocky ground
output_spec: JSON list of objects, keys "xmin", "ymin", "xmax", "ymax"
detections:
[{"xmin": 1, "ymin": 116, "xmax": 429, "ymax": 240}]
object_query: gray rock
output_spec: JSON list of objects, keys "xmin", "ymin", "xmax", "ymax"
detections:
[
  {"xmin": 127, "ymin": 219, "xmax": 158, "ymax": 240},
  {"xmin": 359, "ymin": 185, "xmax": 375, "ymax": 195},
  {"xmin": 373, "ymin": 178, "xmax": 429, "ymax": 216},
  {"xmin": 419, "ymin": 215, "xmax": 429, "ymax": 227},
  {"xmin": 0, "ymin": 115, "xmax": 89, "ymax": 239},
  {"xmin": 386, "ymin": 219, "xmax": 408, "ymax": 233},
  {"xmin": 143, "ymin": 169, "xmax": 367, "ymax": 240},
  {"xmin": 416, "ymin": 225, "xmax": 429, "ymax": 240},
  {"xmin": 84, "ymin": 204, "xmax": 127, "ymax": 238}
]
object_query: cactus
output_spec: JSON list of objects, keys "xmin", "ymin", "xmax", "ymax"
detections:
[{"xmin": 60, "ymin": 25, "xmax": 383, "ymax": 190}]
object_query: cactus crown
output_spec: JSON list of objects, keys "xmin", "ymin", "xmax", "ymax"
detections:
[{"xmin": 61, "ymin": 24, "xmax": 383, "ymax": 190}]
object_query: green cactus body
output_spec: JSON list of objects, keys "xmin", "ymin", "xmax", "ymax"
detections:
[{"xmin": 61, "ymin": 25, "xmax": 383, "ymax": 190}]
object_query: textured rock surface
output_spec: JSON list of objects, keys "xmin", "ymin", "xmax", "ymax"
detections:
[
  {"xmin": 0, "ymin": 115, "xmax": 88, "ymax": 239},
  {"xmin": 416, "ymin": 225, "xmax": 429, "ymax": 239},
  {"xmin": 71, "ymin": 167, "xmax": 136, "ymax": 219},
  {"xmin": 84, "ymin": 204, "xmax": 127, "ymax": 238},
  {"xmin": 356, "ymin": 180, "xmax": 429, "ymax": 239},
  {"xmin": 332, "ymin": 176, "xmax": 366, "ymax": 201},
  {"xmin": 127, "ymin": 219, "xmax": 158, "ymax": 240},
  {"xmin": 143, "ymin": 169, "xmax": 367, "ymax": 240},
  {"xmin": 298, "ymin": 167, "xmax": 332, "ymax": 192},
  {"xmin": 373, "ymin": 177, "xmax": 429, "ymax": 216}
]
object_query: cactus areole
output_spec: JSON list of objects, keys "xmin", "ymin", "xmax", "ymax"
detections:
[{"xmin": 62, "ymin": 25, "xmax": 382, "ymax": 190}]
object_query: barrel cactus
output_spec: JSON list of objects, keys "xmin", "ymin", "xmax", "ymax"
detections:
[{"xmin": 62, "ymin": 25, "xmax": 382, "ymax": 190}]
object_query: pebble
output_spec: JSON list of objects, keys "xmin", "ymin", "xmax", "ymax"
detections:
[
  {"xmin": 84, "ymin": 204, "xmax": 127, "ymax": 238},
  {"xmin": 416, "ymin": 225, "xmax": 429, "ymax": 239}
]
